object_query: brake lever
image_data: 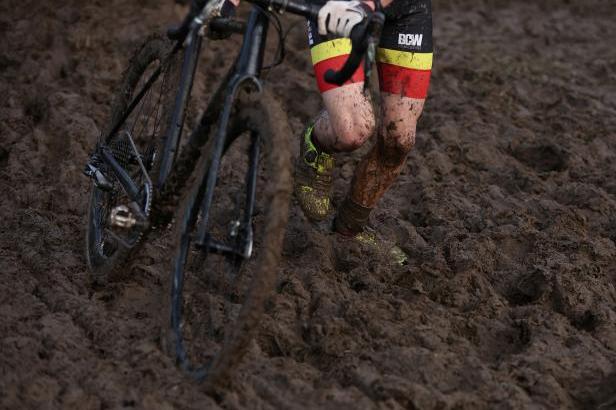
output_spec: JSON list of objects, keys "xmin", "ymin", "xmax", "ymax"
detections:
[{"xmin": 185, "ymin": 0, "xmax": 227, "ymax": 44}]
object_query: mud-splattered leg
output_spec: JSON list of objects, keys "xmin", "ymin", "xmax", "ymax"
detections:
[
  {"xmin": 337, "ymin": 93, "xmax": 425, "ymax": 232},
  {"xmin": 295, "ymin": 82, "xmax": 376, "ymax": 221},
  {"xmin": 312, "ymin": 82, "xmax": 375, "ymax": 153}
]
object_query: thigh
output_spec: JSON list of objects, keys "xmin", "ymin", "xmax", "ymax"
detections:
[
  {"xmin": 380, "ymin": 93, "xmax": 425, "ymax": 147},
  {"xmin": 307, "ymin": 19, "xmax": 366, "ymax": 94},
  {"xmin": 381, "ymin": 93, "xmax": 425, "ymax": 124},
  {"xmin": 377, "ymin": 0, "xmax": 433, "ymax": 100},
  {"xmin": 306, "ymin": 19, "xmax": 373, "ymax": 127}
]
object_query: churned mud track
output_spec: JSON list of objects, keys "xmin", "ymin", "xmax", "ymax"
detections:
[{"xmin": 1, "ymin": 0, "xmax": 615, "ymax": 409}]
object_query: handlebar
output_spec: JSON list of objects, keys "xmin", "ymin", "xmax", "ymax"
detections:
[
  {"xmin": 169, "ymin": 0, "xmax": 384, "ymax": 86},
  {"xmin": 326, "ymin": 10, "xmax": 384, "ymax": 86},
  {"xmin": 322, "ymin": 11, "xmax": 376, "ymax": 86}
]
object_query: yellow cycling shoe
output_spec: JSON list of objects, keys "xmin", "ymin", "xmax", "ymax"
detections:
[
  {"xmin": 350, "ymin": 229, "xmax": 409, "ymax": 266},
  {"xmin": 334, "ymin": 198, "xmax": 408, "ymax": 266},
  {"xmin": 294, "ymin": 123, "xmax": 335, "ymax": 222}
]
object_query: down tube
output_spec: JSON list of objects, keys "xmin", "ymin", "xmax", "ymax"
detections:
[{"xmin": 158, "ymin": 30, "xmax": 204, "ymax": 188}]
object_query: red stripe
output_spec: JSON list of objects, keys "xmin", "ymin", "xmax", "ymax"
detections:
[
  {"xmin": 313, "ymin": 54, "xmax": 365, "ymax": 93},
  {"xmin": 377, "ymin": 62, "xmax": 431, "ymax": 99}
]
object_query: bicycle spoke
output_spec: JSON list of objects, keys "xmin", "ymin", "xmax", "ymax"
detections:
[
  {"xmin": 137, "ymin": 78, "xmax": 161, "ymax": 141},
  {"xmin": 132, "ymin": 83, "xmax": 154, "ymax": 139},
  {"xmin": 151, "ymin": 65, "xmax": 171, "ymax": 137},
  {"xmin": 130, "ymin": 63, "xmax": 169, "ymax": 167},
  {"xmin": 129, "ymin": 64, "xmax": 156, "ymax": 140}
]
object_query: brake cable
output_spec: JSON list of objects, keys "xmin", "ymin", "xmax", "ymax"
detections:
[
  {"xmin": 362, "ymin": 0, "xmax": 384, "ymax": 94},
  {"xmin": 254, "ymin": 5, "xmax": 288, "ymax": 72}
]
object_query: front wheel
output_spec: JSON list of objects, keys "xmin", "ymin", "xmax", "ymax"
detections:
[{"xmin": 161, "ymin": 88, "xmax": 293, "ymax": 391}]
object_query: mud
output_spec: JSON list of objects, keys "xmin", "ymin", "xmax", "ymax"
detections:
[{"xmin": 1, "ymin": 0, "xmax": 616, "ymax": 409}]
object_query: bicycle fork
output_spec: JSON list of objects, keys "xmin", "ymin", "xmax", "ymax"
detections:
[
  {"xmin": 192, "ymin": 76, "xmax": 261, "ymax": 261},
  {"xmin": 194, "ymin": 129, "xmax": 260, "ymax": 260},
  {"xmin": 191, "ymin": 7, "xmax": 268, "ymax": 262}
]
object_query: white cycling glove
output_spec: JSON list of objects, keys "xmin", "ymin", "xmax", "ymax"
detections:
[{"xmin": 317, "ymin": 0, "xmax": 371, "ymax": 38}]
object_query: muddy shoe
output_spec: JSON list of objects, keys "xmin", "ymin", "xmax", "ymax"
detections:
[
  {"xmin": 334, "ymin": 198, "xmax": 408, "ymax": 266},
  {"xmin": 346, "ymin": 228, "xmax": 408, "ymax": 266},
  {"xmin": 294, "ymin": 123, "xmax": 335, "ymax": 222}
]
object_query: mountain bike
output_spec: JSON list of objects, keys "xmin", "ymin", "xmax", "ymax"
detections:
[{"xmin": 83, "ymin": 0, "xmax": 385, "ymax": 391}]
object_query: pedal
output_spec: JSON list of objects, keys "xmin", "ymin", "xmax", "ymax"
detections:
[
  {"xmin": 228, "ymin": 220, "xmax": 240, "ymax": 237},
  {"xmin": 84, "ymin": 163, "xmax": 113, "ymax": 191},
  {"xmin": 110, "ymin": 203, "xmax": 149, "ymax": 229},
  {"xmin": 228, "ymin": 220, "xmax": 253, "ymax": 258}
]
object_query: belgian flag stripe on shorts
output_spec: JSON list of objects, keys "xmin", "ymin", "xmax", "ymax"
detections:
[{"xmin": 306, "ymin": 0, "xmax": 433, "ymax": 99}]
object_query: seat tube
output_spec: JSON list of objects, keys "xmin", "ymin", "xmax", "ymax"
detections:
[{"xmin": 235, "ymin": 6, "xmax": 269, "ymax": 77}]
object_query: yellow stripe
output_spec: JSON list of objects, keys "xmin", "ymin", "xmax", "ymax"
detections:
[
  {"xmin": 310, "ymin": 39, "xmax": 352, "ymax": 65},
  {"xmin": 376, "ymin": 48, "xmax": 433, "ymax": 70},
  {"xmin": 311, "ymin": 41, "xmax": 433, "ymax": 70}
]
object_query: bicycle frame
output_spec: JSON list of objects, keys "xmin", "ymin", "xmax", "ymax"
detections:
[
  {"xmin": 94, "ymin": 0, "xmax": 376, "ymax": 222},
  {"xmin": 95, "ymin": 5, "xmax": 268, "ymax": 240}
]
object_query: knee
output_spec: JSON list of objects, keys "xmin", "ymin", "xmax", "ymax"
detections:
[
  {"xmin": 331, "ymin": 114, "xmax": 376, "ymax": 152},
  {"xmin": 379, "ymin": 120, "xmax": 417, "ymax": 166}
]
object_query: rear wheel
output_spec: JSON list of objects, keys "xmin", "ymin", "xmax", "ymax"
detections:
[
  {"xmin": 86, "ymin": 34, "xmax": 182, "ymax": 284},
  {"xmin": 161, "ymin": 88, "xmax": 292, "ymax": 390}
]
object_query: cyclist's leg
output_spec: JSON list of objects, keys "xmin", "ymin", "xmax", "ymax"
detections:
[
  {"xmin": 336, "ymin": 0, "xmax": 433, "ymax": 234},
  {"xmin": 294, "ymin": 23, "xmax": 378, "ymax": 222},
  {"xmin": 312, "ymin": 85, "xmax": 374, "ymax": 152},
  {"xmin": 307, "ymin": 23, "xmax": 375, "ymax": 152},
  {"xmin": 347, "ymin": 95, "xmax": 425, "ymax": 208}
]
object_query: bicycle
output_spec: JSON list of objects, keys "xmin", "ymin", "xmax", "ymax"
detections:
[{"xmin": 84, "ymin": 0, "xmax": 385, "ymax": 391}]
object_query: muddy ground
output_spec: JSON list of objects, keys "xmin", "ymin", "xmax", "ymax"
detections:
[{"xmin": 1, "ymin": 0, "xmax": 616, "ymax": 408}]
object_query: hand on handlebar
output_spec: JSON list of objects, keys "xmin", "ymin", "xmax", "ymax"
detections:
[
  {"xmin": 169, "ymin": 0, "xmax": 383, "ymax": 87},
  {"xmin": 317, "ymin": 0, "xmax": 373, "ymax": 38},
  {"xmin": 319, "ymin": 2, "xmax": 384, "ymax": 86}
]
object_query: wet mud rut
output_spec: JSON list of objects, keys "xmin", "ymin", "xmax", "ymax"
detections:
[{"xmin": 1, "ymin": 0, "xmax": 616, "ymax": 408}]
